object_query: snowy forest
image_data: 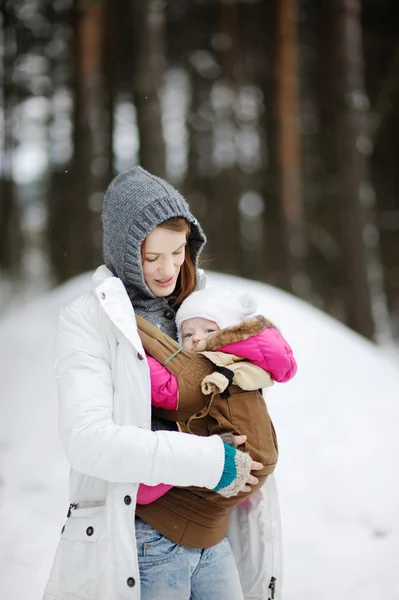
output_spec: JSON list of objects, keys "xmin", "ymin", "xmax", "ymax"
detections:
[
  {"xmin": 1, "ymin": 0, "xmax": 399, "ymax": 345},
  {"xmin": 1, "ymin": 3, "xmax": 399, "ymax": 599}
]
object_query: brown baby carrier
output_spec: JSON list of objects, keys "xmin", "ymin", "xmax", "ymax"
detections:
[{"xmin": 134, "ymin": 315, "xmax": 279, "ymax": 548}]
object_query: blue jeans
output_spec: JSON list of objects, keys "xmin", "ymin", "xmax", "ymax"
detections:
[{"xmin": 135, "ymin": 518, "xmax": 244, "ymax": 600}]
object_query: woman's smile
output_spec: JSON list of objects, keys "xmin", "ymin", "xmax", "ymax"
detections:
[{"xmin": 153, "ymin": 276, "xmax": 175, "ymax": 288}]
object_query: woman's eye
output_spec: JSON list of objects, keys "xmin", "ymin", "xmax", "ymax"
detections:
[
  {"xmin": 183, "ymin": 332, "xmax": 193, "ymax": 338},
  {"xmin": 145, "ymin": 257, "xmax": 157, "ymax": 263},
  {"xmin": 206, "ymin": 329, "xmax": 216, "ymax": 334},
  {"xmin": 173, "ymin": 249, "xmax": 184, "ymax": 256}
]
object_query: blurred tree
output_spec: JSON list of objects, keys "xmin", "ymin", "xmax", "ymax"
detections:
[
  {"xmin": 102, "ymin": 0, "xmax": 117, "ymax": 184},
  {"xmin": 182, "ymin": 1, "xmax": 245, "ymax": 276},
  {"xmin": 230, "ymin": 2, "xmax": 267, "ymax": 282},
  {"xmin": 48, "ymin": 0, "xmax": 104, "ymax": 283},
  {"xmin": 362, "ymin": 0, "xmax": 399, "ymax": 339},
  {"xmin": 0, "ymin": 2, "xmax": 23, "ymax": 276},
  {"xmin": 131, "ymin": 0, "xmax": 166, "ymax": 178},
  {"xmin": 259, "ymin": 0, "xmax": 290, "ymax": 291},
  {"xmin": 275, "ymin": 0, "xmax": 308, "ymax": 297},
  {"xmin": 182, "ymin": 1, "xmax": 220, "ymax": 270},
  {"xmin": 210, "ymin": 1, "xmax": 241, "ymax": 275},
  {"xmin": 319, "ymin": 0, "xmax": 390, "ymax": 340},
  {"xmin": 302, "ymin": 0, "xmax": 343, "ymax": 318}
]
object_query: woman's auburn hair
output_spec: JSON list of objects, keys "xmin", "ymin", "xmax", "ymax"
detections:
[{"xmin": 142, "ymin": 217, "xmax": 197, "ymax": 307}]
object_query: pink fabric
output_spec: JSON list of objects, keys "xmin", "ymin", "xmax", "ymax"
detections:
[
  {"xmin": 137, "ymin": 482, "xmax": 173, "ymax": 505},
  {"xmin": 219, "ymin": 327, "xmax": 297, "ymax": 383},
  {"xmin": 146, "ymin": 354, "xmax": 179, "ymax": 410}
]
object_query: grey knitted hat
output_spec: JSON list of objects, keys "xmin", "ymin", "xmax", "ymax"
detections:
[{"xmin": 102, "ymin": 166, "xmax": 206, "ymax": 301}]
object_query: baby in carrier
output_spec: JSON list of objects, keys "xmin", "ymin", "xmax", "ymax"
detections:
[{"xmin": 135, "ymin": 286, "xmax": 297, "ymax": 548}]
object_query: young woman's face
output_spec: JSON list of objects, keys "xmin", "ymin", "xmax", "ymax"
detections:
[{"xmin": 142, "ymin": 226, "xmax": 187, "ymax": 297}]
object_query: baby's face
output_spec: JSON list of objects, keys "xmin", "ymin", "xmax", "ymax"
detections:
[{"xmin": 181, "ymin": 317, "xmax": 220, "ymax": 350}]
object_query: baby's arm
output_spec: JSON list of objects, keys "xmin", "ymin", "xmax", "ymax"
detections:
[{"xmin": 146, "ymin": 354, "xmax": 179, "ymax": 410}]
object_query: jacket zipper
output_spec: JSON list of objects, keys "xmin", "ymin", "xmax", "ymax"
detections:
[
  {"xmin": 67, "ymin": 500, "xmax": 105, "ymax": 517},
  {"xmin": 268, "ymin": 576, "xmax": 276, "ymax": 599},
  {"xmin": 67, "ymin": 503, "xmax": 77, "ymax": 518},
  {"xmin": 264, "ymin": 473, "xmax": 281, "ymax": 599}
]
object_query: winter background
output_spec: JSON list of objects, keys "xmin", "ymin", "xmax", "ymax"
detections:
[{"xmin": 1, "ymin": 2, "xmax": 399, "ymax": 599}]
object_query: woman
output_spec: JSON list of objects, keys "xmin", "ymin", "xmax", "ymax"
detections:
[{"xmin": 43, "ymin": 167, "xmax": 282, "ymax": 600}]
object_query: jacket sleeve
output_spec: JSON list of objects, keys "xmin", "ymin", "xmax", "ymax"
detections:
[
  {"xmin": 136, "ymin": 482, "xmax": 173, "ymax": 505},
  {"xmin": 219, "ymin": 327, "xmax": 297, "ymax": 383},
  {"xmin": 55, "ymin": 296, "xmax": 224, "ymax": 487},
  {"xmin": 146, "ymin": 355, "xmax": 178, "ymax": 410}
]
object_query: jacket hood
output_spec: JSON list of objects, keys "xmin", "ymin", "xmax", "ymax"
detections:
[{"xmin": 102, "ymin": 166, "xmax": 206, "ymax": 302}]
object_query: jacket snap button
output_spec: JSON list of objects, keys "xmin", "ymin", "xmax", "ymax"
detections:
[
  {"xmin": 61, "ymin": 525, "xmax": 65, "ymax": 535},
  {"xmin": 127, "ymin": 577, "xmax": 136, "ymax": 587},
  {"xmin": 124, "ymin": 495, "xmax": 132, "ymax": 505},
  {"xmin": 164, "ymin": 309, "xmax": 174, "ymax": 320},
  {"xmin": 137, "ymin": 352, "xmax": 144, "ymax": 361},
  {"xmin": 100, "ymin": 292, "xmax": 106, "ymax": 299},
  {"xmin": 86, "ymin": 526, "xmax": 94, "ymax": 536},
  {"xmin": 196, "ymin": 412, "xmax": 202, "ymax": 417}
]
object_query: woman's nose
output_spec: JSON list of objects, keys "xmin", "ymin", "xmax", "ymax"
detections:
[{"xmin": 160, "ymin": 257, "xmax": 175, "ymax": 277}]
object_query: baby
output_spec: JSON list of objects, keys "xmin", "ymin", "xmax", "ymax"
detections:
[{"xmin": 134, "ymin": 286, "xmax": 297, "ymax": 548}]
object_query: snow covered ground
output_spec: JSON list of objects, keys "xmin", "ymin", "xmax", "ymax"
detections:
[{"xmin": 0, "ymin": 271, "xmax": 398, "ymax": 600}]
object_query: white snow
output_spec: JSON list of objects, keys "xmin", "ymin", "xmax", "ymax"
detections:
[{"xmin": 0, "ymin": 271, "xmax": 398, "ymax": 600}]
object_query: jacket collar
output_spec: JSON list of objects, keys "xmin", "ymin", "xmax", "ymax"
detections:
[
  {"xmin": 92, "ymin": 264, "xmax": 116, "ymax": 288},
  {"xmin": 91, "ymin": 265, "xmax": 143, "ymax": 349},
  {"xmin": 90, "ymin": 265, "xmax": 208, "ymax": 349}
]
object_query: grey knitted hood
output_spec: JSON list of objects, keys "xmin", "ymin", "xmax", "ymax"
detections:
[{"xmin": 102, "ymin": 167, "xmax": 206, "ymax": 303}]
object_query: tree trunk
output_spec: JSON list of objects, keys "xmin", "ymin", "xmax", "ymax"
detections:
[
  {"xmin": 321, "ymin": 0, "xmax": 390, "ymax": 340},
  {"xmin": 259, "ymin": 0, "xmax": 289, "ymax": 290},
  {"xmin": 0, "ymin": 3, "xmax": 23, "ymax": 275},
  {"xmin": 131, "ymin": 0, "xmax": 166, "ymax": 178},
  {"xmin": 48, "ymin": 0, "xmax": 105, "ymax": 282},
  {"xmin": 102, "ymin": 0, "xmax": 117, "ymax": 185},
  {"xmin": 214, "ymin": 2, "xmax": 242, "ymax": 276},
  {"xmin": 275, "ymin": 0, "xmax": 308, "ymax": 296}
]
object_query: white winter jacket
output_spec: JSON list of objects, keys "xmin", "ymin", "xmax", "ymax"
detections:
[{"xmin": 43, "ymin": 266, "xmax": 283, "ymax": 600}]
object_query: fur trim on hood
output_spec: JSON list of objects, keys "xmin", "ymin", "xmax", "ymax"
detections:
[{"xmin": 195, "ymin": 315, "xmax": 275, "ymax": 352}]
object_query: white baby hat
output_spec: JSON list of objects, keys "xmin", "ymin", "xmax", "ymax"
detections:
[{"xmin": 175, "ymin": 287, "xmax": 257, "ymax": 338}]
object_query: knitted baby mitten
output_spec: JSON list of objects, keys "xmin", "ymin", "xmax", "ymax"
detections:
[{"xmin": 213, "ymin": 442, "xmax": 252, "ymax": 498}]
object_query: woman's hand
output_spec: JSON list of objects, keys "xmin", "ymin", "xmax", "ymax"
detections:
[
  {"xmin": 233, "ymin": 434, "xmax": 263, "ymax": 493},
  {"xmin": 214, "ymin": 434, "xmax": 264, "ymax": 498}
]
